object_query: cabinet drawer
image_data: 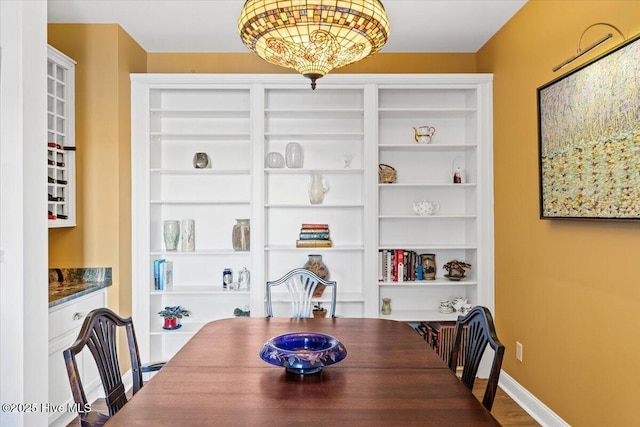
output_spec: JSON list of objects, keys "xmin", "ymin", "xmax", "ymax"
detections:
[{"xmin": 49, "ymin": 291, "xmax": 106, "ymax": 340}]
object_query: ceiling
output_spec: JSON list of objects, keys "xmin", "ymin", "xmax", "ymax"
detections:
[{"xmin": 48, "ymin": 0, "xmax": 527, "ymax": 53}]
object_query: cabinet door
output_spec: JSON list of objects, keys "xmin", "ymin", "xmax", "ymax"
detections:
[
  {"xmin": 47, "ymin": 45, "xmax": 76, "ymax": 228},
  {"xmin": 376, "ymin": 86, "xmax": 485, "ymax": 322},
  {"xmin": 48, "ymin": 290, "xmax": 106, "ymax": 426},
  {"xmin": 263, "ymin": 86, "xmax": 367, "ymax": 317}
]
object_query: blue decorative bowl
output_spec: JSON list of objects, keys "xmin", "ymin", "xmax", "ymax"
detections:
[{"xmin": 259, "ymin": 332, "xmax": 347, "ymax": 375}]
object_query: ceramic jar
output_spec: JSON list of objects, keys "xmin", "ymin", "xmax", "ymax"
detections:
[
  {"xmin": 412, "ymin": 200, "xmax": 440, "ymax": 216},
  {"xmin": 303, "ymin": 254, "xmax": 329, "ymax": 297},
  {"xmin": 163, "ymin": 220, "xmax": 180, "ymax": 251},
  {"xmin": 232, "ymin": 219, "xmax": 250, "ymax": 251},
  {"xmin": 285, "ymin": 142, "xmax": 303, "ymax": 168},
  {"xmin": 265, "ymin": 152, "xmax": 284, "ymax": 168},
  {"xmin": 193, "ymin": 152, "xmax": 209, "ymax": 168},
  {"xmin": 309, "ymin": 174, "xmax": 330, "ymax": 204},
  {"xmin": 421, "ymin": 254, "xmax": 436, "ymax": 280},
  {"xmin": 381, "ymin": 298, "xmax": 392, "ymax": 315},
  {"xmin": 181, "ymin": 219, "xmax": 195, "ymax": 252}
]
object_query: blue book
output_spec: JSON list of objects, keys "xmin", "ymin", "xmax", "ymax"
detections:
[
  {"xmin": 153, "ymin": 259, "xmax": 165, "ymax": 290},
  {"xmin": 298, "ymin": 232, "xmax": 330, "ymax": 240}
]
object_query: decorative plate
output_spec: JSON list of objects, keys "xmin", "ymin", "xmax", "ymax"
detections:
[{"xmin": 259, "ymin": 332, "xmax": 347, "ymax": 375}]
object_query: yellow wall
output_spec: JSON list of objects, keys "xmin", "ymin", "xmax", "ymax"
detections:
[
  {"xmin": 477, "ymin": 1, "xmax": 640, "ymax": 425},
  {"xmin": 48, "ymin": 23, "xmax": 146, "ymax": 366},
  {"xmin": 48, "ymin": 4, "xmax": 640, "ymax": 423},
  {"xmin": 147, "ymin": 52, "xmax": 476, "ymax": 73}
]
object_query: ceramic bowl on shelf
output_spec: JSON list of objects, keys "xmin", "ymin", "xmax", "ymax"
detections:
[{"xmin": 259, "ymin": 332, "xmax": 347, "ymax": 375}]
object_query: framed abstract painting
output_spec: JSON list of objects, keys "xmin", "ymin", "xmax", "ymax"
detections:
[{"xmin": 537, "ymin": 34, "xmax": 640, "ymax": 220}]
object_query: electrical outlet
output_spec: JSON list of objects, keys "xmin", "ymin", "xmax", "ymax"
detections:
[{"xmin": 516, "ymin": 341, "xmax": 523, "ymax": 362}]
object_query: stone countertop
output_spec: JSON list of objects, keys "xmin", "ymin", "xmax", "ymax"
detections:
[{"xmin": 49, "ymin": 267, "xmax": 112, "ymax": 308}]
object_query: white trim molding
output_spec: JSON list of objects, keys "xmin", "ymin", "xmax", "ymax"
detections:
[{"xmin": 499, "ymin": 371, "xmax": 570, "ymax": 427}]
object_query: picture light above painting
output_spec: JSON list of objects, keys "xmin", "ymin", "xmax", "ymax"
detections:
[{"xmin": 537, "ymin": 33, "xmax": 640, "ymax": 220}]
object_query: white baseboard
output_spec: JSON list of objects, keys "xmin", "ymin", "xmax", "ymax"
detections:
[{"xmin": 499, "ymin": 371, "xmax": 570, "ymax": 427}]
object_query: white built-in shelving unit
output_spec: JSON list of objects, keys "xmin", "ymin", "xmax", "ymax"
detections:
[
  {"xmin": 131, "ymin": 74, "xmax": 493, "ymax": 364},
  {"xmin": 47, "ymin": 45, "xmax": 76, "ymax": 228}
]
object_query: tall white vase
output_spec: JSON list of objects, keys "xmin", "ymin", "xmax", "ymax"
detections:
[
  {"xmin": 285, "ymin": 142, "xmax": 303, "ymax": 168},
  {"xmin": 163, "ymin": 220, "xmax": 180, "ymax": 251},
  {"xmin": 181, "ymin": 219, "xmax": 195, "ymax": 252}
]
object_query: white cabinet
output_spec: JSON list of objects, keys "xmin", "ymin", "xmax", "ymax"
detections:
[
  {"xmin": 131, "ymin": 74, "xmax": 493, "ymax": 364},
  {"xmin": 47, "ymin": 46, "xmax": 76, "ymax": 228},
  {"xmin": 48, "ymin": 290, "xmax": 106, "ymax": 427},
  {"xmin": 375, "ymin": 80, "xmax": 494, "ymax": 321}
]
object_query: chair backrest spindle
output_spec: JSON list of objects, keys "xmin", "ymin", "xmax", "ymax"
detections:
[
  {"xmin": 63, "ymin": 307, "xmax": 143, "ymax": 426},
  {"xmin": 266, "ymin": 268, "xmax": 337, "ymax": 318},
  {"xmin": 448, "ymin": 306, "xmax": 505, "ymax": 412}
]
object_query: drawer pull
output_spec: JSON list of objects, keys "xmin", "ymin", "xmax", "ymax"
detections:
[{"xmin": 72, "ymin": 312, "xmax": 85, "ymax": 321}]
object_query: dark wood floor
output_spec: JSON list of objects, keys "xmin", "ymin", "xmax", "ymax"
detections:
[{"xmin": 68, "ymin": 378, "xmax": 539, "ymax": 426}]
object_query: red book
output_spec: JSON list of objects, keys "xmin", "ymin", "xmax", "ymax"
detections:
[
  {"xmin": 301, "ymin": 223, "xmax": 329, "ymax": 229},
  {"xmin": 395, "ymin": 249, "xmax": 404, "ymax": 282}
]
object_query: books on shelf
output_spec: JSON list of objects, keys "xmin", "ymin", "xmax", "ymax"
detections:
[
  {"xmin": 296, "ymin": 223, "xmax": 332, "ymax": 248},
  {"xmin": 153, "ymin": 259, "xmax": 173, "ymax": 290},
  {"xmin": 295, "ymin": 239, "xmax": 333, "ymax": 248},
  {"xmin": 379, "ymin": 249, "xmax": 428, "ymax": 282},
  {"xmin": 417, "ymin": 322, "xmax": 466, "ymax": 366}
]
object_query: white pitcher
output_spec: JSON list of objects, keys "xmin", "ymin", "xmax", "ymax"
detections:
[{"xmin": 309, "ymin": 174, "xmax": 330, "ymax": 204}]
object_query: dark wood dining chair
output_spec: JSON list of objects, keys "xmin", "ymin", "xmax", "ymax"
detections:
[
  {"xmin": 266, "ymin": 268, "xmax": 337, "ymax": 318},
  {"xmin": 448, "ymin": 305, "xmax": 505, "ymax": 412},
  {"xmin": 63, "ymin": 307, "xmax": 143, "ymax": 427}
]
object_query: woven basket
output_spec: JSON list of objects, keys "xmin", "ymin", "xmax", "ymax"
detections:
[{"xmin": 378, "ymin": 164, "xmax": 397, "ymax": 183}]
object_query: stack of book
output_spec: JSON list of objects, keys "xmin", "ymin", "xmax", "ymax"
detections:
[
  {"xmin": 378, "ymin": 249, "xmax": 422, "ymax": 282},
  {"xmin": 296, "ymin": 223, "xmax": 332, "ymax": 248},
  {"xmin": 153, "ymin": 259, "xmax": 173, "ymax": 290}
]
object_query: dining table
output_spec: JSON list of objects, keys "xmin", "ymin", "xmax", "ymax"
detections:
[{"xmin": 105, "ymin": 317, "xmax": 500, "ymax": 426}]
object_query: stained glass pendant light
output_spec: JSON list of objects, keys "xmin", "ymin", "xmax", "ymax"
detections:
[{"xmin": 238, "ymin": 0, "xmax": 390, "ymax": 89}]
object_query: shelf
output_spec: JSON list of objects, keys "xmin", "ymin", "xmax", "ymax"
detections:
[
  {"xmin": 150, "ymin": 249, "xmax": 251, "ymax": 256},
  {"xmin": 150, "ymin": 169, "xmax": 251, "ymax": 175},
  {"xmin": 379, "ymin": 280, "xmax": 477, "ymax": 286},
  {"xmin": 378, "ymin": 244, "xmax": 477, "ymax": 250},
  {"xmin": 149, "ymin": 199, "xmax": 250, "ymax": 205},
  {"xmin": 265, "ymin": 245, "xmax": 364, "ymax": 251},
  {"xmin": 378, "ymin": 183, "xmax": 476, "ymax": 188},
  {"xmin": 378, "ymin": 214, "xmax": 477, "ymax": 219},
  {"xmin": 150, "ymin": 109, "xmax": 250, "ymax": 119},
  {"xmin": 264, "ymin": 132, "xmax": 364, "ymax": 141},
  {"xmin": 378, "ymin": 144, "xmax": 477, "ymax": 152},
  {"xmin": 151, "ymin": 286, "xmax": 250, "ymax": 295},
  {"xmin": 265, "ymin": 108, "xmax": 364, "ymax": 119},
  {"xmin": 150, "ymin": 322, "xmax": 205, "ymax": 335},
  {"xmin": 378, "ymin": 108, "xmax": 477, "ymax": 119},
  {"xmin": 265, "ymin": 203, "xmax": 364, "ymax": 208},
  {"xmin": 379, "ymin": 309, "xmax": 462, "ymax": 323},
  {"xmin": 269, "ymin": 292, "xmax": 364, "ymax": 303},
  {"xmin": 264, "ymin": 168, "xmax": 363, "ymax": 175},
  {"xmin": 150, "ymin": 132, "xmax": 250, "ymax": 141}
]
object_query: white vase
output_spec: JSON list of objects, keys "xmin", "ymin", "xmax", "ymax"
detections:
[
  {"xmin": 308, "ymin": 174, "xmax": 330, "ymax": 204},
  {"xmin": 232, "ymin": 219, "xmax": 250, "ymax": 251},
  {"xmin": 285, "ymin": 142, "xmax": 303, "ymax": 168},
  {"xmin": 181, "ymin": 219, "xmax": 195, "ymax": 252},
  {"xmin": 163, "ymin": 220, "xmax": 180, "ymax": 251}
]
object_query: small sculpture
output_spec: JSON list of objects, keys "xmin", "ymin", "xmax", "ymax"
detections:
[{"xmin": 443, "ymin": 260, "xmax": 472, "ymax": 281}]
